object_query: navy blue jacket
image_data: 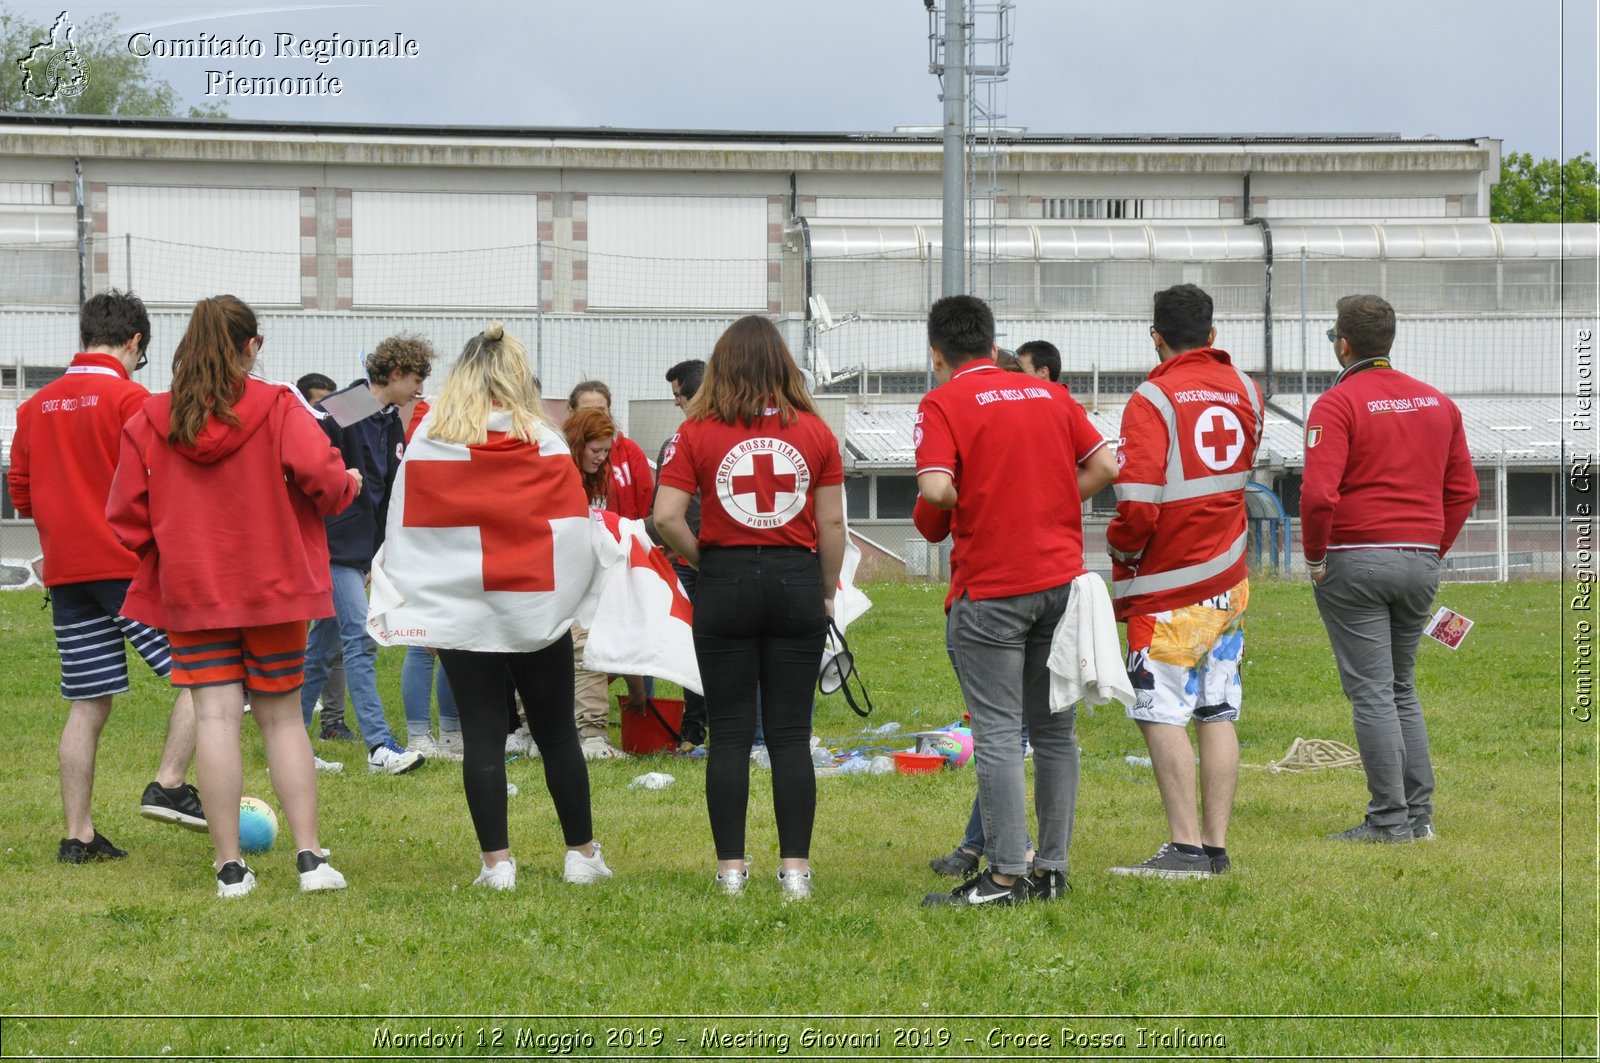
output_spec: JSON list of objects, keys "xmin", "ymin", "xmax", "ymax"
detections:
[{"xmin": 316, "ymin": 380, "xmax": 405, "ymax": 571}]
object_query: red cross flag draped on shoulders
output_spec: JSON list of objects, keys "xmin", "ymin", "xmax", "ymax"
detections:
[{"xmin": 368, "ymin": 414, "xmax": 597, "ymax": 652}]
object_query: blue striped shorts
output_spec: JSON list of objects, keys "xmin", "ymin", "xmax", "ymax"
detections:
[{"xmin": 50, "ymin": 580, "xmax": 171, "ymax": 701}]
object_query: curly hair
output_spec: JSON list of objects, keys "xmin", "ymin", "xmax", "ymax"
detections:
[{"xmin": 365, "ymin": 332, "xmax": 434, "ymax": 385}]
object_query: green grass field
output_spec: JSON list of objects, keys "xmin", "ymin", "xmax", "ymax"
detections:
[{"xmin": 0, "ymin": 578, "xmax": 1591, "ymax": 1061}]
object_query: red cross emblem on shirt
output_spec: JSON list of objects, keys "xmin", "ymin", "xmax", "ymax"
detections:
[
  {"xmin": 730, "ymin": 452, "xmax": 797, "ymax": 514},
  {"xmin": 404, "ymin": 438, "xmax": 586, "ymax": 593},
  {"xmin": 1199, "ymin": 413, "xmax": 1240, "ymax": 465}
]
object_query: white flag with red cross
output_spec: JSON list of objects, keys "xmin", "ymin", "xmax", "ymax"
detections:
[
  {"xmin": 581, "ymin": 511, "xmax": 702, "ymax": 694},
  {"xmin": 368, "ymin": 415, "xmax": 598, "ymax": 653}
]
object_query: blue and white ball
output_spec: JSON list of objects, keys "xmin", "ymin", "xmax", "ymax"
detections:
[{"xmin": 238, "ymin": 796, "xmax": 279, "ymax": 853}]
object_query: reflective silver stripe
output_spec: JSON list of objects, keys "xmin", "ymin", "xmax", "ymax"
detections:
[
  {"xmin": 1112, "ymin": 530, "xmax": 1247, "ymax": 599},
  {"xmin": 1229, "ymin": 363, "xmax": 1264, "ymax": 437},
  {"xmin": 1161, "ymin": 470, "xmax": 1250, "ymax": 502},
  {"xmin": 1114, "ymin": 481, "xmax": 1163, "ymax": 503}
]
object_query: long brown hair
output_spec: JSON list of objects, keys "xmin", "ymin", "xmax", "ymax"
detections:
[
  {"xmin": 563, "ymin": 406, "xmax": 615, "ymax": 504},
  {"xmin": 168, "ymin": 295, "xmax": 257, "ymax": 446},
  {"xmin": 687, "ymin": 315, "xmax": 816, "ymax": 427}
]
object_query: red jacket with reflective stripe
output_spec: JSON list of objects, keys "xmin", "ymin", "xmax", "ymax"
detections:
[
  {"xmin": 1107, "ymin": 348, "xmax": 1262, "ymax": 619},
  {"xmin": 1299, "ymin": 363, "xmax": 1478, "ymax": 562}
]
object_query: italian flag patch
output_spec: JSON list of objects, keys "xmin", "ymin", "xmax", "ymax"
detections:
[{"xmin": 1306, "ymin": 425, "xmax": 1323, "ymax": 448}]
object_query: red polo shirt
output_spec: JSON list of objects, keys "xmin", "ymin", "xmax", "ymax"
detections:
[
  {"xmin": 658, "ymin": 409, "xmax": 842, "ymax": 550},
  {"xmin": 915, "ymin": 359, "xmax": 1107, "ymax": 606}
]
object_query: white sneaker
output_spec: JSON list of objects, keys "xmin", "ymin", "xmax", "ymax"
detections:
[
  {"xmin": 778, "ymin": 867, "xmax": 813, "ymax": 902},
  {"xmin": 473, "ymin": 856, "xmax": 516, "ymax": 890},
  {"xmin": 715, "ymin": 867, "xmax": 749, "ymax": 896},
  {"xmin": 367, "ymin": 740, "xmax": 425, "ymax": 775},
  {"xmin": 409, "ymin": 733, "xmax": 441, "ymax": 760},
  {"xmin": 313, "ymin": 755, "xmax": 343, "ymax": 773},
  {"xmin": 580, "ymin": 735, "xmax": 628, "ymax": 761},
  {"xmin": 563, "ymin": 841, "xmax": 614, "ymax": 883},
  {"xmin": 505, "ymin": 730, "xmax": 532, "ymax": 756},
  {"xmin": 297, "ymin": 849, "xmax": 348, "ymax": 892},
  {"xmin": 435, "ymin": 730, "xmax": 465, "ymax": 761}
]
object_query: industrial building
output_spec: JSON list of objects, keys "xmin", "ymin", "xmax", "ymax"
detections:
[{"xmin": 0, "ymin": 114, "xmax": 1589, "ymax": 579}]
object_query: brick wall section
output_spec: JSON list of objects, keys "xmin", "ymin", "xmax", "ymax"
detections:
[
  {"xmin": 538, "ymin": 193, "xmax": 553, "ymax": 312},
  {"xmin": 767, "ymin": 194, "xmax": 786, "ymax": 313},
  {"xmin": 89, "ymin": 181, "xmax": 108, "ymax": 294},
  {"xmin": 334, "ymin": 189, "xmax": 352, "ymax": 309},
  {"xmin": 571, "ymin": 192, "xmax": 587, "ymax": 313},
  {"xmin": 299, "ymin": 187, "xmax": 318, "ymax": 308}
]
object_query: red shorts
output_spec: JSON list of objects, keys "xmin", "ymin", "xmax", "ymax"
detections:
[{"xmin": 168, "ymin": 621, "xmax": 309, "ymax": 694}]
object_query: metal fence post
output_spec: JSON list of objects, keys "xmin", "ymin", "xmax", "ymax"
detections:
[{"xmin": 1497, "ymin": 449, "xmax": 1509, "ymax": 582}]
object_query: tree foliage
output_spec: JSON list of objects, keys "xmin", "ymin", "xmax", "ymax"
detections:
[
  {"xmin": 1491, "ymin": 151, "xmax": 1599, "ymax": 223},
  {"xmin": 1, "ymin": 5, "xmax": 225, "ymax": 117}
]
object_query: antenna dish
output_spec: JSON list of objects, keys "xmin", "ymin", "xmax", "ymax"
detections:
[{"xmin": 809, "ymin": 295, "xmax": 835, "ymax": 331}]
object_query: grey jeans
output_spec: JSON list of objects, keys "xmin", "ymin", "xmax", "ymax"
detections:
[
  {"xmin": 1313, "ymin": 548, "xmax": 1441, "ymax": 827},
  {"xmin": 947, "ymin": 582, "xmax": 1078, "ymax": 875}
]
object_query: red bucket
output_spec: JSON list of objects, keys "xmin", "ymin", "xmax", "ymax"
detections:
[{"xmin": 618, "ymin": 697, "xmax": 685, "ymax": 755}]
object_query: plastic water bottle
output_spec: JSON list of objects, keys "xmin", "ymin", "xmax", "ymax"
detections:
[
  {"xmin": 1124, "ymin": 755, "xmax": 1152, "ymax": 768},
  {"xmin": 833, "ymin": 756, "xmax": 869, "ymax": 775},
  {"xmin": 868, "ymin": 755, "xmax": 894, "ymax": 775},
  {"xmin": 812, "ymin": 745, "xmax": 834, "ymax": 767},
  {"xmin": 871, "ymin": 721, "xmax": 902, "ymax": 736},
  {"xmin": 629, "ymin": 772, "xmax": 676, "ymax": 790},
  {"xmin": 505, "ymin": 782, "xmax": 520, "ymax": 795}
]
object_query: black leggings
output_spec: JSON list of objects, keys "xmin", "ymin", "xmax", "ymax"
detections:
[
  {"xmin": 438, "ymin": 634, "xmax": 592, "ymax": 853},
  {"xmin": 694, "ymin": 547, "xmax": 827, "ymax": 860}
]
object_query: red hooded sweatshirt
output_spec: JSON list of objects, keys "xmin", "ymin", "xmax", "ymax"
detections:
[{"xmin": 107, "ymin": 376, "xmax": 358, "ymax": 632}]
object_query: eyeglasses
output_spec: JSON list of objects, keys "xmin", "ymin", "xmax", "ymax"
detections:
[{"xmin": 1325, "ymin": 328, "xmax": 1341, "ymax": 345}]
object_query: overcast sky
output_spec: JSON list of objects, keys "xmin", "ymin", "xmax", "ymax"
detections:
[{"xmin": 14, "ymin": 0, "xmax": 1598, "ymax": 160}]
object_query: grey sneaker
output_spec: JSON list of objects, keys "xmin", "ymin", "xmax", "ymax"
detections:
[
  {"xmin": 714, "ymin": 867, "xmax": 749, "ymax": 896},
  {"xmin": 1109, "ymin": 843, "xmax": 1214, "ymax": 879},
  {"xmin": 1325, "ymin": 818, "xmax": 1412, "ymax": 843},
  {"xmin": 1409, "ymin": 815, "xmax": 1438, "ymax": 841}
]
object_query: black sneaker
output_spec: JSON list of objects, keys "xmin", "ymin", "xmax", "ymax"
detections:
[
  {"xmin": 1209, "ymin": 852, "xmax": 1233, "ymax": 875},
  {"xmin": 1026, "ymin": 867, "xmax": 1071, "ymax": 901},
  {"xmin": 1325, "ymin": 817, "xmax": 1412, "ymax": 844},
  {"xmin": 928, "ymin": 846, "xmax": 982, "ymax": 878},
  {"xmin": 321, "ymin": 720, "xmax": 358, "ymax": 742},
  {"xmin": 138, "ymin": 781, "xmax": 207, "ymax": 831},
  {"xmin": 58, "ymin": 831, "xmax": 128, "ymax": 864},
  {"xmin": 921, "ymin": 868, "xmax": 1032, "ymax": 907},
  {"xmin": 1409, "ymin": 815, "xmax": 1439, "ymax": 841},
  {"xmin": 216, "ymin": 859, "xmax": 256, "ymax": 898}
]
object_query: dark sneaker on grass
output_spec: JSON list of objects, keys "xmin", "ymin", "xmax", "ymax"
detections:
[
  {"xmin": 58, "ymin": 831, "xmax": 128, "ymax": 864},
  {"xmin": 138, "ymin": 781, "xmax": 206, "ymax": 831},
  {"xmin": 321, "ymin": 720, "xmax": 358, "ymax": 742},
  {"xmin": 1026, "ymin": 867, "xmax": 1070, "ymax": 900},
  {"xmin": 216, "ymin": 859, "xmax": 256, "ymax": 898},
  {"xmin": 922, "ymin": 868, "xmax": 1032, "ymax": 907},
  {"xmin": 1109, "ymin": 843, "xmax": 1213, "ymax": 879},
  {"xmin": 1409, "ymin": 815, "xmax": 1438, "ymax": 841},
  {"xmin": 1325, "ymin": 817, "xmax": 1411, "ymax": 843},
  {"xmin": 1209, "ymin": 852, "xmax": 1233, "ymax": 875},
  {"xmin": 928, "ymin": 846, "xmax": 981, "ymax": 878}
]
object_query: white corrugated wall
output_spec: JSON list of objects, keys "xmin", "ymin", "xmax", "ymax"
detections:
[
  {"xmin": 106, "ymin": 186, "xmax": 300, "ymax": 305},
  {"xmin": 586, "ymin": 196, "xmax": 766, "ymax": 310},
  {"xmin": 352, "ymin": 192, "xmax": 539, "ymax": 309}
]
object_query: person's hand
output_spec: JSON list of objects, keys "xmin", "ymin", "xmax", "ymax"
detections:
[
  {"xmin": 620, "ymin": 686, "xmax": 648, "ymax": 714},
  {"xmin": 347, "ymin": 467, "xmax": 363, "ymax": 489},
  {"xmin": 364, "ymin": 570, "xmax": 372, "ymax": 589},
  {"xmin": 1310, "ymin": 567, "xmax": 1326, "ymax": 585}
]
